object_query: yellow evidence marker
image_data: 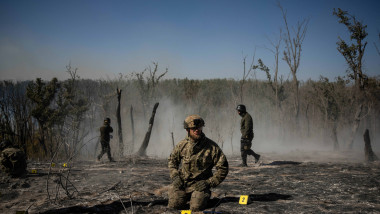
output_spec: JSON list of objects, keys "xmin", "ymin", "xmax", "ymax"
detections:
[
  {"xmin": 181, "ymin": 210, "xmax": 191, "ymax": 214},
  {"xmin": 31, "ymin": 169, "xmax": 37, "ymax": 174},
  {"xmin": 239, "ymin": 195, "xmax": 249, "ymax": 205},
  {"xmin": 63, "ymin": 163, "xmax": 68, "ymax": 167},
  {"xmin": 51, "ymin": 163, "xmax": 56, "ymax": 167}
]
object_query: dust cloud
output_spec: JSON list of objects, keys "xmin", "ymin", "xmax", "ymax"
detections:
[{"xmin": 80, "ymin": 96, "xmax": 379, "ymax": 162}]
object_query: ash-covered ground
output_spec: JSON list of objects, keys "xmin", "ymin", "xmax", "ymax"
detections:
[{"xmin": 1, "ymin": 150, "xmax": 380, "ymax": 214}]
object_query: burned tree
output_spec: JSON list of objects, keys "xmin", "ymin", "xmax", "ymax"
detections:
[
  {"xmin": 116, "ymin": 88, "xmax": 123, "ymax": 157},
  {"xmin": 0, "ymin": 81, "xmax": 31, "ymax": 155},
  {"xmin": 60, "ymin": 65, "xmax": 89, "ymax": 158},
  {"xmin": 134, "ymin": 62, "xmax": 168, "ymax": 119},
  {"xmin": 129, "ymin": 105, "xmax": 135, "ymax": 154},
  {"xmin": 265, "ymin": 29, "xmax": 283, "ymax": 111},
  {"xmin": 312, "ymin": 77, "xmax": 340, "ymax": 150},
  {"xmin": 26, "ymin": 78, "xmax": 62, "ymax": 157},
  {"xmin": 333, "ymin": 8, "xmax": 368, "ymax": 91},
  {"xmin": 363, "ymin": 129, "xmax": 378, "ymax": 162},
  {"xmin": 333, "ymin": 8, "xmax": 369, "ymax": 149},
  {"xmin": 279, "ymin": 3, "xmax": 309, "ymax": 126},
  {"xmin": 240, "ymin": 52, "xmax": 256, "ymax": 103},
  {"xmin": 375, "ymin": 33, "xmax": 380, "ymax": 57},
  {"xmin": 137, "ymin": 102, "xmax": 159, "ymax": 156}
]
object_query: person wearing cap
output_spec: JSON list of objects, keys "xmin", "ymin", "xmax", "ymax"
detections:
[
  {"xmin": 97, "ymin": 118, "xmax": 114, "ymax": 162},
  {"xmin": 236, "ymin": 104, "xmax": 260, "ymax": 166},
  {"xmin": 167, "ymin": 115, "xmax": 229, "ymax": 211}
]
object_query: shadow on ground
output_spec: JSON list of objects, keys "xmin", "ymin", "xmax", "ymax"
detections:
[
  {"xmin": 207, "ymin": 192, "xmax": 293, "ymax": 207},
  {"xmin": 40, "ymin": 193, "xmax": 292, "ymax": 213}
]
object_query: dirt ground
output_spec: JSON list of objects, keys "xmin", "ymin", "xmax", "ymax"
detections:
[{"xmin": 1, "ymin": 150, "xmax": 380, "ymax": 214}]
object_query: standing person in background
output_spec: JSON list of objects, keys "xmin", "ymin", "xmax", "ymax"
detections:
[
  {"xmin": 97, "ymin": 118, "xmax": 114, "ymax": 162},
  {"xmin": 236, "ymin": 104, "xmax": 260, "ymax": 167}
]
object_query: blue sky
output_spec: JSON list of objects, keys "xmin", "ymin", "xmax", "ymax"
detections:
[{"xmin": 1, "ymin": 0, "xmax": 379, "ymax": 81}]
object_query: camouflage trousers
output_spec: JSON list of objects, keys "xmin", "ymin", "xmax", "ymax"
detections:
[
  {"xmin": 168, "ymin": 185, "xmax": 211, "ymax": 211},
  {"xmin": 97, "ymin": 141, "xmax": 112, "ymax": 161},
  {"xmin": 240, "ymin": 138, "xmax": 260, "ymax": 164}
]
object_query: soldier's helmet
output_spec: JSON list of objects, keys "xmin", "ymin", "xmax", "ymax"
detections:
[
  {"xmin": 183, "ymin": 115, "xmax": 205, "ymax": 129},
  {"xmin": 236, "ymin": 104, "xmax": 246, "ymax": 113},
  {"xmin": 104, "ymin": 118, "xmax": 111, "ymax": 125}
]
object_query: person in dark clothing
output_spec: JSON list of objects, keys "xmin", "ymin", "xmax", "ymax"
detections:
[
  {"xmin": 236, "ymin": 104, "xmax": 260, "ymax": 167},
  {"xmin": 97, "ymin": 118, "xmax": 114, "ymax": 162}
]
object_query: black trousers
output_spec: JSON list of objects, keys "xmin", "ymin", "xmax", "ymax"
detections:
[
  {"xmin": 98, "ymin": 140, "xmax": 112, "ymax": 161},
  {"xmin": 240, "ymin": 138, "xmax": 259, "ymax": 164}
]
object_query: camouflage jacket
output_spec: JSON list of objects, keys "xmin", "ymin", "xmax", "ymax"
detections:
[
  {"xmin": 100, "ymin": 125, "xmax": 113, "ymax": 142},
  {"xmin": 168, "ymin": 133, "xmax": 229, "ymax": 190},
  {"xmin": 240, "ymin": 112, "xmax": 254, "ymax": 140}
]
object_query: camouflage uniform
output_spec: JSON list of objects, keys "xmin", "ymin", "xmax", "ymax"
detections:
[
  {"xmin": 240, "ymin": 111, "xmax": 260, "ymax": 166},
  {"xmin": 97, "ymin": 119, "xmax": 114, "ymax": 161},
  {"xmin": 0, "ymin": 140, "xmax": 27, "ymax": 177},
  {"xmin": 168, "ymin": 132, "xmax": 229, "ymax": 211}
]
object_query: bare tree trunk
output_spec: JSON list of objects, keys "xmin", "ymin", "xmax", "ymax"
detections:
[
  {"xmin": 306, "ymin": 103, "xmax": 310, "ymax": 137},
  {"xmin": 171, "ymin": 132, "xmax": 175, "ymax": 149},
  {"xmin": 279, "ymin": 3, "xmax": 308, "ymax": 129},
  {"xmin": 137, "ymin": 103, "xmax": 159, "ymax": 156},
  {"xmin": 348, "ymin": 104, "xmax": 363, "ymax": 149},
  {"xmin": 130, "ymin": 105, "xmax": 135, "ymax": 154},
  {"xmin": 116, "ymin": 88, "xmax": 123, "ymax": 157},
  {"xmin": 332, "ymin": 122, "xmax": 339, "ymax": 151},
  {"xmin": 364, "ymin": 129, "xmax": 378, "ymax": 162},
  {"xmin": 94, "ymin": 139, "xmax": 100, "ymax": 159}
]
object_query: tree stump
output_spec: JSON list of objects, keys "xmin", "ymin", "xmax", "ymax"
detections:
[{"xmin": 364, "ymin": 129, "xmax": 378, "ymax": 162}]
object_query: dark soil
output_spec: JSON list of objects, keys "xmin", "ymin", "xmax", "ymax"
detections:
[{"xmin": 1, "ymin": 151, "xmax": 380, "ymax": 214}]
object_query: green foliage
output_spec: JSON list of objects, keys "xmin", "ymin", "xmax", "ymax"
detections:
[{"xmin": 26, "ymin": 78, "xmax": 63, "ymax": 127}]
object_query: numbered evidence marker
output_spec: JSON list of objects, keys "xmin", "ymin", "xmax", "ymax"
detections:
[
  {"xmin": 31, "ymin": 169, "xmax": 37, "ymax": 174},
  {"xmin": 51, "ymin": 163, "xmax": 56, "ymax": 167},
  {"xmin": 63, "ymin": 163, "xmax": 68, "ymax": 167},
  {"xmin": 181, "ymin": 210, "xmax": 191, "ymax": 214},
  {"xmin": 239, "ymin": 195, "xmax": 249, "ymax": 205}
]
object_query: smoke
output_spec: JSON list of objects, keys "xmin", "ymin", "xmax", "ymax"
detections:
[{"xmin": 78, "ymin": 84, "xmax": 379, "ymax": 161}]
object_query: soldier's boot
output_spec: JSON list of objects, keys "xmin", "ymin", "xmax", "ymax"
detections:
[
  {"xmin": 96, "ymin": 154, "xmax": 102, "ymax": 161},
  {"xmin": 247, "ymin": 150, "xmax": 260, "ymax": 163},
  {"xmin": 253, "ymin": 153, "xmax": 261, "ymax": 163},
  {"xmin": 106, "ymin": 148, "xmax": 114, "ymax": 162},
  {"xmin": 239, "ymin": 153, "xmax": 248, "ymax": 167}
]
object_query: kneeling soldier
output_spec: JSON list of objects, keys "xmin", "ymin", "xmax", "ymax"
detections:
[{"xmin": 168, "ymin": 115, "xmax": 229, "ymax": 211}]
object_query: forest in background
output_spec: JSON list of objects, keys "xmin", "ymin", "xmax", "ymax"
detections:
[{"xmin": 1, "ymin": 71, "xmax": 379, "ymax": 160}]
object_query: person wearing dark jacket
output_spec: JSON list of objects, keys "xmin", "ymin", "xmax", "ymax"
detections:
[
  {"xmin": 236, "ymin": 104, "xmax": 260, "ymax": 166},
  {"xmin": 97, "ymin": 118, "xmax": 114, "ymax": 162}
]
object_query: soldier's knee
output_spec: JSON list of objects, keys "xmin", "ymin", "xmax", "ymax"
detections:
[
  {"xmin": 190, "ymin": 190, "xmax": 210, "ymax": 211},
  {"xmin": 168, "ymin": 186, "xmax": 187, "ymax": 209}
]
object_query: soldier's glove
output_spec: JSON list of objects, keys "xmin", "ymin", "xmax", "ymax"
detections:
[
  {"xmin": 172, "ymin": 176, "xmax": 184, "ymax": 189},
  {"xmin": 194, "ymin": 180, "xmax": 210, "ymax": 192}
]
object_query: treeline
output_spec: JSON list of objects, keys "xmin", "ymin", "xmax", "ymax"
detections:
[{"xmin": 1, "ymin": 74, "xmax": 379, "ymax": 160}]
